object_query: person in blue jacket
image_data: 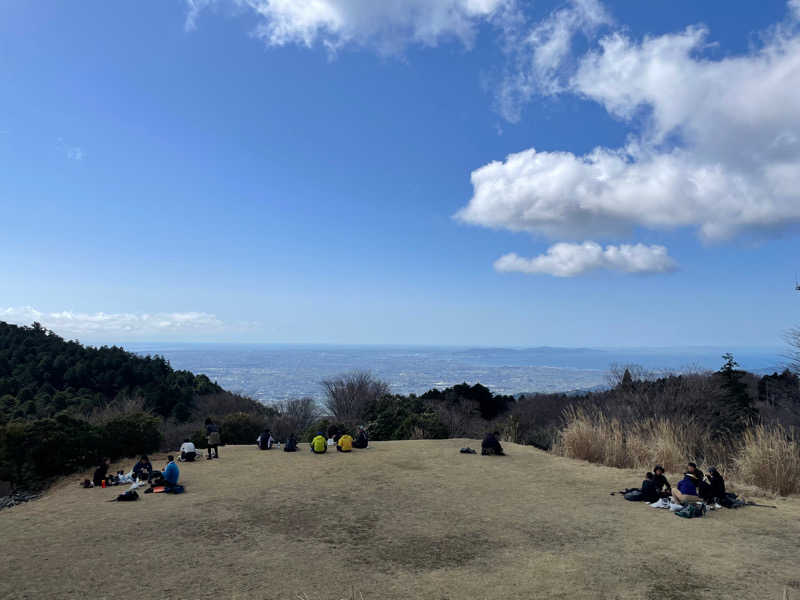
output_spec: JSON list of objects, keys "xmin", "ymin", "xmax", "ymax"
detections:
[
  {"xmin": 673, "ymin": 472, "xmax": 701, "ymax": 505},
  {"xmin": 152, "ymin": 455, "xmax": 180, "ymax": 490}
]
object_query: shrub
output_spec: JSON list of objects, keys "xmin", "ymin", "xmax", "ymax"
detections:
[
  {"xmin": 735, "ymin": 424, "xmax": 800, "ymax": 495},
  {"xmin": 220, "ymin": 412, "xmax": 266, "ymax": 445},
  {"xmin": 100, "ymin": 413, "xmax": 161, "ymax": 459}
]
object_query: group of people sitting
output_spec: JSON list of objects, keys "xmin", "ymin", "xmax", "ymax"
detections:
[
  {"xmin": 88, "ymin": 453, "xmax": 181, "ymax": 492},
  {"xmin": 252, "ymin": 426, "xmax": 369, "ymax": 454},
  {"xmin": 310, "ymin": 426, "xmax": 369, "ymax": 454},
  {"xmin": 636, "ymin": 462, "xmax": 726, "ymax": 507}
]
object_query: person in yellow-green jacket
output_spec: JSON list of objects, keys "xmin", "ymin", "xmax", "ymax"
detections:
[
  {"xmin": 310, "ymin": 432, "xmax": 327, "ymax": 454},
  {"xmin": 337, "ymin": 433, "xmax": 353, "ymax": 452}
]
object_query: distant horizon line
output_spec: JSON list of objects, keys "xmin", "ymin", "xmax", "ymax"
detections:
[{"xmin": 109, "ymin": 341, "xmax": 785, "ymax": 352}]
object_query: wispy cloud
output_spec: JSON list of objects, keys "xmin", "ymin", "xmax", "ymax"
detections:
[
  {"xmin": 494, "ymin": 242, "xmax": 677, "ymax": 277},
  {"xmin": 58, "ymin": 138, "xmax": 84, "ymax": 161},
  {"xmin": 184, "ymin": 0, "xmax": 509, "ymax": 55},
  {"xmin": 0, "ymin": 306, "xmax": 225, "ymax": 338}
]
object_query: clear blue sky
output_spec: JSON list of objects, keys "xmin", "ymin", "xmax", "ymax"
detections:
[{"xmin": 1, "ymin": 0, "xmax": 799, "ymax": 347}]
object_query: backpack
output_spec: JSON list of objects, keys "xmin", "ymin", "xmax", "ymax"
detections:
[
  {"xmin": 624, "ymin": 490, "xmax": 644, "ymax": 501},
  {"xmin": 719, "ymin": 492, "xmax": 745, "ymax": 508},
  {"xmin": 115, "ymin": 490, "xmax": 139, "ymax": 502},
  {"xmin": 166, "ymin": 485, "xmax": 185, "ymax": 494},
  {"xmin": 675, "ymin": 503, "xmax": 706, "ymax": 518}
]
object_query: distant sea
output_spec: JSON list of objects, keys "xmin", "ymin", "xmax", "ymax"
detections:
[{"xmin": 125, "ymin": 344, "xmax": 787, "ymax": 404}]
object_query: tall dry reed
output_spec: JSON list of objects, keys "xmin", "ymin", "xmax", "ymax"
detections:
[
  {"xmin": 555, "ymin": 408, "xmax": 800, "ymax": 496},
  {"xmin": 735, "ymin": 425, "xmax": 800, "ymax": 496}
]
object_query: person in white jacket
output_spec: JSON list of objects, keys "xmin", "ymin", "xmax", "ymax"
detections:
[{"xmin": 179, "ymin": 439, "xmax": 197, "ymax": 462}]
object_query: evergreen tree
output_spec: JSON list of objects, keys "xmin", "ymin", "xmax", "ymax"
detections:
[{"xmin": 715, "ymin": 353, "xmax": 757, "ymax": 435}]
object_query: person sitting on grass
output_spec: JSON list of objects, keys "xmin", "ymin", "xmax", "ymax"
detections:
[
  {"xmin": 132, "ymin": 455, "xmax": 153, "ymax": 482},
  {"xmin": 284, "ymin": 433, "xmax": 298, "ymax": 452},
  {"xmin": 699, "ymin": 466, "xmax": 726, "ymax": 505},
  {"xmin": 180, "ymin": 439, "xmax": 197, "ymax": 462},
  {"xmin": 353, "ymin": 425, "xmax": 369, "ymax": 449},
  {"xmin": 310, "ymin": 432, "xmax": 327, "ymax": 454},
  {"xmin": 687, "ymin": 462, "xmax": 704, "ymax": 483},
  {"xmin": 640, "ymin": 472, "xmax": 660, "ymax": 502},
  {"xmin": 93, "ymin": 458, "xmax": 111, "ymax": 488},
  {"xmin": 673, "ymin": 472, "xmax": 701, "ymax": 505},
  {"xmin": 257, "ymin": 429, "xmax": 273, "ymax": 450},
  {"xmin": 481, "ymin": 431, "xmax": 505, "ymax": 456},
  {"xmin": 652, "ymin": 465, "xmax": 671, "ymax": 497},
  {"xmin": 205, "ymin": 418, "xmax": 221, "ymax": 459},
  {"xmin": 152, "ymin": 455, "xmax": 180, "ymax": 490},
  {"xmin": 337, "ymin": 433, "xmax": 353, "ymax": 453}
]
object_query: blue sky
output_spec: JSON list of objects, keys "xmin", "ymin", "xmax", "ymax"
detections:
[{"xmin": 1, "ymin": 0, "xmax": 799, "ymax": 347}]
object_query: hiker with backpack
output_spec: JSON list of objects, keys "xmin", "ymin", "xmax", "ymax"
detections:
[
  {"xmin": 284, "ymin": 433, "xmax": 298, "ymax": 452},
  {"xmin": 310, "ymin": 432, "xmax": 327, "ymax": 454},
  {"xmin": 205, "ymin": 418, "xmax": 221, "ymax": 459},
  {"xmin": 180, "ymin": 439, "xmax": 197, "ymax": 462},
  {"xmin": 481, "ymin": 431, "xmax": 504, "ymax": 456},
  {"xmin": 352, "ymin": 425, "xmax": 368, "ymax": 449},
  {"xmin": 257, "ymin": 429, "xmax": 274, "ymax": 450}
]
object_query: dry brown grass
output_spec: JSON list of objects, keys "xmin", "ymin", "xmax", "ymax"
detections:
[
  {"xmin": 1, "ymin": 440, "xmax": 800, "ymax": 600},
  {"xmin": 736, "ymin": 425, "xmax": 800, "ymax": 496}
]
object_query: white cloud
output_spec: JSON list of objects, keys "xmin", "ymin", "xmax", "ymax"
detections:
[
  {"xmin": 187, "ymin": 0, "xmax": 507, "ymax": 53},
  {"xmin": 461, "ymin": 1, "xmax": 800, "ymax": 242},
  {"xmin": 494, "ymin": 242, "xmax": 676, "ymax": 277},
  {"xmin": 58, "ymin": 138, "xmax": 83, "ymax": 161},
  {"xmin": 495, "ymin": 0, "xmax": 611, "ymax": 122},
  {"xmin": 0, "ymin": 307, "xmax": 224, "ymax": 338}
]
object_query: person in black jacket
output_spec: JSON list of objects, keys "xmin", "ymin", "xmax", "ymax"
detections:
[
  {"xmin": 481, "ymin": 431, "xmax": 505, "ymax": 456},
  {"xmin": 640, "ymin": 472, "xmax": 659, "ymax": 502},
  {"xmin": 700, "ymin": 466, "xmax": 726, "ymax": 503},
  {"xmin": 92, "ymin": 458, "xmax": 111, "ymax": 487},
  {"xmin": 283, "ymin": 433, "xmax": 298, "ymax": 452},
  {"xmin": 132, "ymin": 455, "xmax": 153, "ymax": 482},
  {"xmin": 353, "ymin": 425, "xmax": 369, "ymax": 449},
  {"xmin": 652, "ymin": 465, "xmax": 671, "ymax": 498}
]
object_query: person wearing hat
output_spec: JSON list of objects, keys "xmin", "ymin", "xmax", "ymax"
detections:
[
  {"xmin": 673, "ymin": 471, "xmax": 702, "ymax": 505},
  {"xmin": 652, "ymin": 465, "xmax": 671, "ymax": 497}
]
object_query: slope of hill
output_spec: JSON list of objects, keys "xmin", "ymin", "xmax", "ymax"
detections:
[
  {"xmin": 0, "ymin": 321, "xmax": 223, "ymax": 422},
  {"xmin": 1, "ymin": 440, "xmax": 798, "ymax": 600}
]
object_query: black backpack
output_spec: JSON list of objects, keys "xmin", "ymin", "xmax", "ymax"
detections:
[
  {"xmin": 624, "ymin": 490, "xmax": 644, "ymax": 501},
  {"xmin": 115, "ymin": 490, "xmax": 139, "ymax": 502}
]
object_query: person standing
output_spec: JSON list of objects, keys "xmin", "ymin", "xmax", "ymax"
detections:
[{"xmin": 205, "ymin": 418, "xmax": 221, "ymax": 459}]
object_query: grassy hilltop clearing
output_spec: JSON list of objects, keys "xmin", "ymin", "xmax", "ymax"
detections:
[{"xmin": 2, "ymin": 440, "xmax": 799, "ymax": 600}]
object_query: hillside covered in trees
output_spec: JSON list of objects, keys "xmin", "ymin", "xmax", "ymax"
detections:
[
  {"xmin": 0, "ymin": 321, "xmax": 225, "ymax": 423},
  {"xmin": 0, "ymin": 321, "xmax": 267, "ymax": 488}
]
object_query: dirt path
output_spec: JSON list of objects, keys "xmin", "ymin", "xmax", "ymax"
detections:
[{"xmin": 1, "ymin": 440, "xmax": 798, "ymax": 600}]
